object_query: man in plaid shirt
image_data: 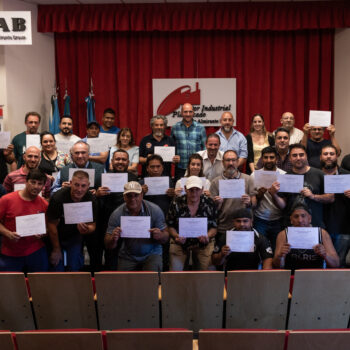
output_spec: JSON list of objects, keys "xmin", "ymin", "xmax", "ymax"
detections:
[{"xmin": 171, "ymin": 103, "xmax": 206, "ymax": 180}]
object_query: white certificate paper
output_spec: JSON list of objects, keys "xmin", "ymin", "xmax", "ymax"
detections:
[
  {"xmin": 154, "ymin": 146, "xmax": 175, "ymax": 162},
  {"xmin": 102, "ymin": 173, "xmax": 128, "ymax": 192},
  {"xmin": 309, "ymin": 110, "xmax": 331, "ymax": 127},
  {"xmin": 99, "ymin": 133, "xmax": 117, "ymax": 148},
  {"xmin": 69, "ymin": 168, "xmax": 95, "ymax": 186},
  {"xmin": 277, "ymin": 174, "xmax": 304, "ymax": 193},
  {"xmin": 145, "ymin": 176, "xmax": 169, "ymax": 195},
  {"xmin": 0, "ymin": 132, "xmax": 10, "ymax": 149},
  {"xmin": 324, "ymin": 174, "xmax": 350, "ymax": 193},
  {"xmin": 179, "ymin": 217, "xmax": 207, "ymax": 238},
  {"xmin": 254, "ymin": 170, "xmax": 277, "ymax": 189},
  {"xmin": 287, "ymin": 227, "xmax": 319, "ymax": 249},
  {"xmin": 16, "ymin": 213, "xmax": 46, "ymax": 237},
  {"xmin": 26, "ymin": 134, "xmax": 40, "ymax": 149},
  {"xmin": 226, "ymin": 230, "xmax": 255, "ymax": 252},
  {"xmin": 86, "ymin": 137, "xmax": 110, "ymax": 153},
  {"xmin": 219, "ymin": 179, "xmax": 245, "ymax": 198},
  {"xmin": 56, "ymin": 140, "xmax": 75, "ymax": 154},
  {"xmin": 63, "ymin": 201, "xmax": 93, "ymax": 224},
  {"xmin": 120, "ymin": 216, "xmax": 151, "ymax": 238}
]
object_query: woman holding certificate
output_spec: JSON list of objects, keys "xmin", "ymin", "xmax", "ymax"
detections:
[
  {"xmin": 245, "ymin": 114, "xmax": 274, "ymax": 175},
  {"xmin": 110, "ymin": 128, "xmax": 139, "ymax": 176},
  {"xmin": 273, "ymin": 204, "xmax": 339, "ymax": 270}
]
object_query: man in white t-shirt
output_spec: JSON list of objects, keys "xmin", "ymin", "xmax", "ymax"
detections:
[
  {"xmin": 55, "ymin": 116, "xmax": 81, "ymax": 143},
  {"xmin": 276, "ymin": 111, "xmax": 303, "ymax": 145}
]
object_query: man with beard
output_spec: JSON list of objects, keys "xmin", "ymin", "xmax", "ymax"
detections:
[
  {"xmin": 3, "ymin": 146, "xmax": 52, "ymax": 199},
  {"xmin": 210, "ymin": 150, "xmax": 252, "ymax": 241},
  {"xmin": 54, "ymin": 116, "xmax": 81, "ymax": 143},
  {"xmin": 139, "ymin": 115, "xmax": 179, "ymax": 177},
  {"xmin": 320, "ymin": 145, "xmax": 350, "ymax": 267},
  {"xmin": 12, "ymin": 112, "xmax": 41, "ymax": 169},
  {"xmin": 276, "ymin": 112, "xmax": 303, "ymax": 145},
  {"xmin": 301, "ymin": 123, "xmax": 341, "ymax": 168},
  {"xmin": 215, "ymin": 112, "xmax": 247, "ymax": 169},
  {"xmin": 197, "ymin": 134, "xmax": 224, "ymax": 181},
  {"xmin": 279, "ymin": 144, "xmax": 333, "ymax": 228},
  {"xmin": 96, "ymin": 149, "xmax": 139, "ymax": 269},
  {"xmin": 250, "ymin": 146, "xmax": 286, "ymax": 250},
  {"xmin": 256, "ymin": 127, "xmax": 292, "ymax": 172}
]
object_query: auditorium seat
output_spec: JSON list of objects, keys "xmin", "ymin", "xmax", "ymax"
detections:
[
  {"xmin": 226, "ymin": 270, "xmax": 290, "ymax": 329},
  {"xmin": 15, "ymin": 330, "xmax": 103, "ymax": 350},
  {"xmin": 288, "ymin": 270, "xmax": 350, "ymax": 329},
  {"xmin": 105, "ymin": 329, "xmax": 193, "ymax": 350},
  {"xmin": 287, "ymin": 329, "xmax": 350, "ymax": 350},
  {"xmin": 198, "ymin": 329, "xmax": 286, "ymax": 350},
  {"xmin": 0, "ymin": 273, "xmax": 35, "ymax": 331},
  {"xmin": 27, "ymin": 272, "xmax": 97, "ymax": 329},
  {"xmin": 0, "ymin": 331, "xmax": 15, "ymax": 350},
  {"xmin": 161, "ymin": 272, "xmax": 224, "ymax": 332},
  {"xmin": 94, "ymin": 272, "xmax": 160, "ymax": 329}
]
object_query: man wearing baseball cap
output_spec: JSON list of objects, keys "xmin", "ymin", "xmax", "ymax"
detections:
[
  {"xmin": 167, "ymin": 175, "xmax": 218, "ymax": 271},
  {"xmin": 104, "ymin": 181, "xmax": 168, "ymax": 271},
  {"xmin": 212, "ymin": 208, "xmax": 273, "ymax": 271}
]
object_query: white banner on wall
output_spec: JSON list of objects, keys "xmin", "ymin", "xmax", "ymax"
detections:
[
  {"xmin": 0, "ymin": 11, "xmax": 32, "ymax": 45},
  {"xmin": 152, "ymin": 78, "xmax": 236, "ymax": 127}
]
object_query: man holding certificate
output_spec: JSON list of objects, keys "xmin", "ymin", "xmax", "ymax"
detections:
[
  {"xmin": 166, "ymin": 176, "xmax": 218, "ymax": 271},
  {"xmin": 105, "ymin": 181, "xmax": 168, "ymax": 271},
  {"xmin": 273, "ymin": 204, "xmax": 339, "ymax": 270},
  {"xmin": 212, "ymin": 208, "xmax": 273, "ymax": 271},
  {"xmin": 321, "ymin": 145, "xmax": 350, "ymax": 267},
  {"xmin": 0, "ymin": 169, "xmax": 49, "ymax": 272},
  {"xmin": 209, "ymin": 150, "xmax": 252, "ymax": 240},
  {"xmin": 47, "ymin": 170, "xmax": 98, "ymax": 271}
]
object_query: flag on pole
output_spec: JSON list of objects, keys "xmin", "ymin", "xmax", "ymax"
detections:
[
  {"xmin": 63, "ymin": 89, "xmax": 71, "ymax": 116},
  {"xmin": 85, "ymin": 78, "xmax": 96, "ymax": 123},
  {"xmin": 49, "ymin": 90, "xmax": 60, "ymax": 135}
]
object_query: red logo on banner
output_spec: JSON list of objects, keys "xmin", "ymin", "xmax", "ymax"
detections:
[
  {"xmin": 0, "ymin": 107, "xmax": 3, "ymax": 117},
  {"xmin": 157, "ymin": 82, "xmax": 201, "ymax": 116}
]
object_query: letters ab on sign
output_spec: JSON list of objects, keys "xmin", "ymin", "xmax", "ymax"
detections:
[
  {"xmin": 152, "ymin": 78, "xmax": 236, "ymax": 127},
  {"xmin": 0, "ymin": 11, "xmax": 32, "ymax": 45}
]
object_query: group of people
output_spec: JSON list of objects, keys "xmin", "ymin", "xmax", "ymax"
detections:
[{"xmin": 0, "ymin": 103, "xmax": 348, "ymax": 273}]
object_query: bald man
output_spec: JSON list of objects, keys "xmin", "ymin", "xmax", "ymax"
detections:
[
  {"xmin": 3, "ymin": 146, "xmax": 52, "ymax": 199},
  {"xmin": 216, "ymin": 112, "xmax": 247, "ymax": 168},
  {"xmin": 278, "ymin": 111, "xmax": 303, "ymax": 145},
  {"xmin": 171, "ymin": 103, "xmax": 206, "ymax": 180}
]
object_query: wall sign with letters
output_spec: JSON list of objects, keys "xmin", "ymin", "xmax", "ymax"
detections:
[
  {"xmin": 152, "ymin": 78, "xmax": 236, "ymax": 127},
  {"xmin": 0, "ymin": 11, "xmax": 32, "ymax": 45}
]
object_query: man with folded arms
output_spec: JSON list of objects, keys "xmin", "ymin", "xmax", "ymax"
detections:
[
  {"xmin": 47, "ymin": 170, "xmax": 98, "ymax": 271},
  {"xmin": 167, "ymin": 176, "xmax": 217, "ymax": 271},
  {"xmin": 3, "ymin": 146, "xmax": 52, "ymax": 199},
  {"xmin": 105, "ymin": 181, "xmax": 168, "ymax": 271},
  {"xmin": 0, "ymin": 169, "xmax": 48, "ymax": 272},
  {"xmin": 320, "ymin": 145, "xmax": 350, "ymax": 267},
  {"xmin": 212, "ymin": 208, "xmax": 273, "ymax": 271},
  {"xmin": 273, "ymin": 204, "xmax": 339, "ymax": 270}
]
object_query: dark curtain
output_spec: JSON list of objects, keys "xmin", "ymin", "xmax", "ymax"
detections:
[{"xmin": 54, "ymin": 29, "xmax": 334, "ymax": 141}]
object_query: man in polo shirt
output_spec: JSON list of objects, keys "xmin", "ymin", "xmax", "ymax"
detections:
[
  {"xmin": 139, "ymin": 115, "xmax": 179, "ymax": 177},
  {"xmin": 105, "ymin": 181, "xmax": 168, "ymax": 271},
  {"xmin": 0, "ymin": 169, "xmax": 49, "ymax": 272},
  {"xmin": 171, "ymin": 103, "xmax": 206, "ymax": 180},
  {"xmin": 47, "ymin": 170, "xmax": 98, "ymax": 271},
  {"xmin": 197, "ymin": 133, "xmax": 224, "ymax": 181},
  {"xmin": 3, "ymin": 146, "xmax": 52, "ymax": 199},
  {"xmin": 215, "ymin": 112, "xmax": 247, "ymax": 169},
  {"xmin": 212, "ymin": 208, "xmax": 273, "ymax": 271}
]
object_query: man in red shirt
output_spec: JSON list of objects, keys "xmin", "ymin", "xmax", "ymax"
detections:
[{"xmin": 0, "ymin": 169, "xmax": 49, "ymax": 272}]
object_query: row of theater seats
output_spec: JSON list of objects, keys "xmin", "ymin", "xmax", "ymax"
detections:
[
  {"xmin": 1, "ymin": 329, "xmax": 350, "ymax": 350},
  {"xmin": 1, "ymin": 270, "xmax": 350, "ymax": 332}
]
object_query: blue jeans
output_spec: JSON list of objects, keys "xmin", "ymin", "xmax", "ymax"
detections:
[
  {"xmin": 253, "ymin": 216, "xmax": 283, "ymax": 252},
  {"xmin": 51, "ymin": 238, "xmax": 84, "ymax": 272},
  {"xmin": 0, "ymin": 247, "xmax": 48, "ymax": 272},
  {"xmin": 330, "ymin": 234, "xmax": 350, "ymax": 268},
  {"xmin": 117, "ymin": 254, "xmax": 162, "ymax": 272}
]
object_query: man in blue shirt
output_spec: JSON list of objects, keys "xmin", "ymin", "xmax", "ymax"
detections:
[
  {"xmin": 171, "ymin": 103, "xmax": 206, "ymax": 180},
  {"xmin": 216, "ymin": 112, "xmax": 247, "ymax": 169},
  {"xmin": 99, "ymin": 108, "xmax": 120, "ymax": 134}
]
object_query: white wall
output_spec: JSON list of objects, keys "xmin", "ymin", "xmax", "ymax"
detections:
[
  {"xmin": 0, "ymin": 0, "xmax": 55, "ymax": 137},
  {"xmin": 334, "ymin": 28, "xmax": 350, "ymax": 160}
]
